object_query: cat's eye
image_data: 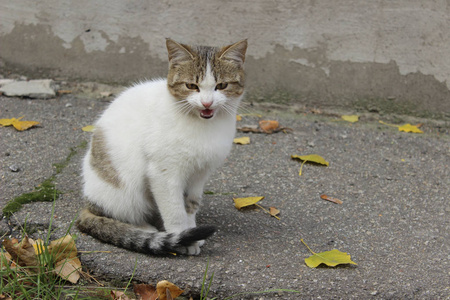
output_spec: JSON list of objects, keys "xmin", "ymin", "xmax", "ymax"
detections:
[
  {"xmin": 215, "ymin": 83, "xmax": 228, "ymax": 90},
  {"xmin": 185, "ymin": 83, "xmax": 199, "ymax": 91}
]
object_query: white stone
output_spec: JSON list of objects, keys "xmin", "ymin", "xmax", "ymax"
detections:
[{"xmin": 0, "ymin": 79, "xmax": 56, "ymax": 99}]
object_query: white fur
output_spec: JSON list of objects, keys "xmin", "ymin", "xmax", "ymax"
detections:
[{"xmin": 83, "ymin": 78, "xmax": 241, "ymax": 251}]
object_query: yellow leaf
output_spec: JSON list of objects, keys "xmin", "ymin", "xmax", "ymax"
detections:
[
  {"xmin": 0, "ymin": 116, "xmax": 39, "ymax": 131},
  {"xmin": 32, "ymin": 239, "xmax": 46, "ymax": 255},
  {"xmin": 233, "ymin": 196, "xmax": 264, "ymax": 209},
  {"xmin": 291, "ymin": 154, "xmax": 329, "ymax": 176},
  {"xmin": 291, "ymin": 154, "xmax": 329, "ymax": 166},
  {"xmin": 379, "ymin": 120, "xmax": 423, "ymax": 133},
  {"xmin": 233, "ymin": 136, "xmax": 250, "ymax": 145},
  {"xmin": 301, "ymin": 239, "xmax": 357, "ymax": 268},
  {"xmin": 341, "ymin": 115, "xmax": 359, "ymax": 123},
  {"xmin": 156, "ymin": 280, "xmax": 183, "ymax": 300},
  {"xmin": 0, "ymin": 118, "xmax": 17, "ymax": 126},
  {"xmin": 236, "ymin": 115, "xmax": 242, "ymax": 121},
  {"xmin": 82, "ymin": 125, "xmax": 95, "ymax": 132},
  {"xmin": 398, "ymin": 123, "xmax": 423, "ymax": 133}
]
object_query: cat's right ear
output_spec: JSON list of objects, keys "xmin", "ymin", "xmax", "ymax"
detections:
[{"xmin": 166, "ymin": 38, "xmax": 194, "ymax": 64}]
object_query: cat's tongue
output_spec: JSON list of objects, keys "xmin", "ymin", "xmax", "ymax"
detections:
[{"xmin": 200, "ymin": 109, "xmax": 214, "ymax": 119}]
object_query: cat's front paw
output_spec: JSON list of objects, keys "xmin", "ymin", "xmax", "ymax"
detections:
[
  {"xmin": 179, "ymin": 242, "xmax": 201, "ymax": 255},
  {"xmin": 173, "ymin": 225, "xmax": 216, "ymax": 255}
]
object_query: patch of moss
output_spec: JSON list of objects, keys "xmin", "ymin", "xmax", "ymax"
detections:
[
  {"xmin": 53, "ymin": 140, "xmax": 87, "ymax": 174},
  {"xmin": 2, "ymin": 177, "xmax": 61, "ymax": 218},
  {"xmin": 2, "ymin": 140, "xmax": 88, "ymax": 218}
]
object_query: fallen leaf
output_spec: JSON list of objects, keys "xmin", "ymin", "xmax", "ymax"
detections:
[
  {"xmin": 341, "ymin": 115, "xmax": 359, "ymax": 123},
  {"xmin": 269, "ymin": 207, "xmax": 280, "ymax": 217},
  {"xmin": 320, "ymin": 194, "xmax": 343, "ymax": 205},
  {"xmin": 110, "ymin": 290, "xmax": 131, "ymax": 300},
  {"xmin": 259, "ymin": 120, "xmax": 279, "ymax": 133},
  {"xmin": 133, "ymin": 283, "xmax": 158, "ymax": 300},
  {"xmin": 233, "ymin": 196, "xmax": 264, "ymax": 209},
  {"xmin": 291, "ymin": 154, "xmax": 329, "ymax": 176},
  {"xmin": 398, "ymin": 123, "xmax": 423, "ymax": 133},
  {"xmin": 53, "ymin": 258, "xmax": 82, "ymax": 284},
  {"xmin": 49, "ymin": 235, "xmax": 78, "ymax": 262},
  {"xmin": 57, "ymin": 90, "xmax": 72, "ymax": 94},
  {"xmin": 156, "ymin": 280, "xmax": 183, "ymax": 300},
  {"xmin": 82, "ymin": 125, "xmax": 95, "ymax": 132},
  {"xmin": 2, "ymin": 236, "xmax": 39, "ymax": 269},
  {"xmin": 379, "ymin": 121, "xmax": 423, "ymax": 133},
  {"xmin": 233, "ymin": 136, "xmax": 250, "ymax": 145},
  {"xmin": 301, "ymin": 239, "xmax": 357, "ymax": 268},
  {"xmin": 0, "ymin": 116, "xmax": 39, "ymax": 131},
  {"xmin": 237, "ymin": 125, "xmax": 260, "ymax": 133},
  {"xmin": 236, "ymin": 115, "xmax": 242, "ymax": 121},
  {"xmin": 32, "ymin": 238, "xmax": 46, "ymax": 255}
]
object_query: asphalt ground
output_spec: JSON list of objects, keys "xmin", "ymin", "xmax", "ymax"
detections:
[{"xmin": 1, "ymin": 89, "xmax": 449, "ymax": 299}]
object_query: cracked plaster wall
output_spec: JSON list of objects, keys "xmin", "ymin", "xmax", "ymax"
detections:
[{"xmin": 0, "ymin": 0, "xmax": 449, "ymax": 116}]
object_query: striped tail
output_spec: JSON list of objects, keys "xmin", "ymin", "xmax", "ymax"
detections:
[{"xmin": 76, "ymin": 206, "xmax": 216, "ymax": 255}]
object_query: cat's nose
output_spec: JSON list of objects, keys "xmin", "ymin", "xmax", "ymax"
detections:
[{"xmin": 201, "ymin": 100, "xmax": 213, "ymax": 109}]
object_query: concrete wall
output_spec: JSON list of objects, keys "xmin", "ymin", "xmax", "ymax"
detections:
[{"xmin": 1, "ymin": 0, "xmax": 449, "ymax": 117}]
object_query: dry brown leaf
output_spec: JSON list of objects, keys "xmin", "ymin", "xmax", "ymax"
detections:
[
  {"xmin": 237, "ymin": 123, "xmax": 292, "ymax": 134},
  {"xmin": 156, "ymin": 280, "xmax": 183, "ymax": 300},
  {"xmin": 53, "ymin": 258, "xmax": 82, "ymax": 284},
  {"xmin": 133, "ymin": 283, "xmax": 158, "ymax": 300},
  {"xmin": 259, "ymin": 120, "xmax": 279, "ymax": 133},
  {"xmin": 269, "ymin": 207, "xmax": 280, "ymax": 218},
  {"xmin": 237, "ymin": 125, "xmax": 261, "ymax": 133},
  {"xmin": 2, "ymin": 236, "xmax": 39, "ymax": 270},
  {"xmin": 110, "ymin": 290, "xmax": 132, "ymax": 300},
  {"xmin": 320, "ymin": 194, "xmax": 343, "ymax": 205},
  {"xmin": 49, "ymin": 234, "xmax": 78, "ymax": 262}
]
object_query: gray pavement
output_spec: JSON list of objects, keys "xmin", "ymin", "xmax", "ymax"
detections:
[{"xmin": 1, "ymin": 88, "xmax": 449, "ymax": 299}]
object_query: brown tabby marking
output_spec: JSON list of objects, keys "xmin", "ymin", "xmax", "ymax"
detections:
[{"xmin": 90, "ymin": 127, "xmax": 122, "ymax": 188}]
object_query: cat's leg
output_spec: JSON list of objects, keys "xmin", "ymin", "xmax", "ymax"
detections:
[
  {"xmin": 185, "ymin": 170, "xmax": 211, "ymax": 247},
  {"xmin": 149, "ymin": 173, "xmax": 202, "ymax": 255},
  {"xmin": 185, "ymin": 170, "xmax": 211, "ymax": 228}
]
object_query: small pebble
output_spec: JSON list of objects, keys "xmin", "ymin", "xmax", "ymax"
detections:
[
  {"xmin": 9, "ymin": 164, "xmax": 20, "ymax": 172},
  {"xmin": 65, "ymin": 103, "xmax": 73, "ymax": 107}
]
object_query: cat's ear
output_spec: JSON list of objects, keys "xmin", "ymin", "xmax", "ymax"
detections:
[
  {"xmin": 219, "ymin": 39, "xmax": 248, "ymax": 66},
  {"xmin": 166, "ymin": 38, "xmax": 195, "ymax": 64}
]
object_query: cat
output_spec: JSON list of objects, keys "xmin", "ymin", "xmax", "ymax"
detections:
[{"xmin": 76, "ymin": 38, "xmax": 247, "ymax": 255}]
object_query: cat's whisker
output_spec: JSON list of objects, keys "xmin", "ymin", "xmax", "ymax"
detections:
[
  {"xmin": 235, "ymin": 101, "xmax": 253, "ymax": 115},
  {"xmin": 221, "ymin": 103, "xmax": 238, "ymax": 118},
  {"xmin": 172, "ymin": 101, "xmax": 192, "ymax": 116}
]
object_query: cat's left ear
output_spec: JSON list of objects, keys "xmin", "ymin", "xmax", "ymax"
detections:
[{"xmin": 219, "ymin": 39, "xmax": 248, "ymax": 66}]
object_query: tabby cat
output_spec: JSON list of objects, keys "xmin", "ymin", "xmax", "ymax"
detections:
[{"xmin": 76, "ymin": 38, "xmax": 247, "ymax": 255}]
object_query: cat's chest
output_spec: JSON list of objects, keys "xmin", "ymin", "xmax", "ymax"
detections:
[{"xmin": 144, "ymin": 117, "xmax": 235, "ymax": 168}]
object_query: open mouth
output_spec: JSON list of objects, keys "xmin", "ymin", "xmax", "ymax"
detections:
[{"xmin": 200, "ymin": 109, "xmax": 214, "ymax": 119}]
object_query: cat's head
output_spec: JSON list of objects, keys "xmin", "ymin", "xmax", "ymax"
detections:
[{"xmin": 166, "ymin": 39, "xmax": 247, "ymax": 120}]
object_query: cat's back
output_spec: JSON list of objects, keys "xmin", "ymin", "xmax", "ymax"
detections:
[{"xmin": 97, "ymin": 78, "xmax": 169, "ymax": 126}]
